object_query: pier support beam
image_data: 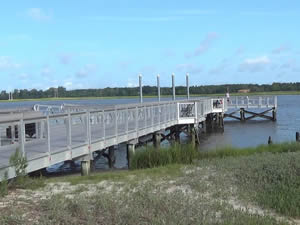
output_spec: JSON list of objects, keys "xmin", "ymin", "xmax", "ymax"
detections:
[
  {"xmin": 108, "ymin": 146, "xmax": 115, "ymax": 168},
  {"xmin": 296, "ymin": 132, "xmax": 299, "ymax": 142},
  {"xmin": 268, "ymin": 136, "xmax": 273, "ymax": 145},
  {"xmin": 127, "ymin": 139, "xmax": 138, "ymax": 169},
  {"xmin": 81, "ymin": 160, "xmax": 91, "ymax": 176},
  {"xmin": 153, "ymin": 132, "xmax": 161, "ymax": 149},
  {"xmin": 240, "ymin": 108, "xmax": 245, "ymax": 121},
  {"xmin": 190, "ymin": 125, "xmax": 196, "ymax": 148},
  {"xmin": 127, "ymin": 143, "xmax": 135, "ymax": 169},
  {"xmin": 272, "ymin": 107, "xmax": 277, "ymax": 121}
]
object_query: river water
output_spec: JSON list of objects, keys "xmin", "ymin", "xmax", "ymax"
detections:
[{"xmin": 1, "ymin": 95, "xmax": 299, "ymax": 171}]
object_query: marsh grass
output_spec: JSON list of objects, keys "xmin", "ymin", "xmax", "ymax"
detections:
[
  {"xmin": 34, "ymin": 187, "xmax": 285, "ymax": 225},
  {"xmin": 229, "ymin": 152, "xmax": 300, "ymax": 217},
  {"xmin": 130, "ymin": 142, "xmax": 300, "ymax": 169}
]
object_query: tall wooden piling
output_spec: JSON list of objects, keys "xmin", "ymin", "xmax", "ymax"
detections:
[
  {"xmin": 296, "ymin": 132, "xmax": 300, "ymax": 142},
  {"xmin": 81, "ymin": 160, "xmax": 91, "ymax": 176},
  {"xmin": 272, "ymin": 107, "xmax": 277, "ymax": 121},
  {"xmin": 108, "ymin": 146, "xmax": 115, "ymax": 168},
  {"xmin": 190, "ymin": 125, "xmax": 196, "ymax": 148},
  {"xmin": 240, "ymin": 108, "xmax": 245, "ymax": 121},
  {"xmin": 127, "ymin": 143, "xmax": 135, "ymax": 169},
  {"xmin": 268, "ymin": 136, "xmax": 272, "ymax": 145},
  {"xmin": 153, "ymin": 132, "xmax": 161, "ymax": 149}
]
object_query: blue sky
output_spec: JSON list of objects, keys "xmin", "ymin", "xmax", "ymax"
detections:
[{"xmin": 0, "ymin": 0, "xmax": 299, "ymax": 91}]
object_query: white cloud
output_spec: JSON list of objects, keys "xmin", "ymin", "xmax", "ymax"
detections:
[
  {"xmin": 176, "ymin": 63, "xmax": 203, "ymax": 74},
  {"xmin": 185, "ymin": 32, "xmax": 218, "ymax": 58},
  {"xmin": 238, "ymin": 56, "xmax": 271, "ymax": 72},
  {"xmin": 76, "ymin": 64, "xmax": 97, "ymax": 78},
  {"xmin": 0, "ymin": 56, "xmax": 21, "ymax": 70},
  {"xmin": 27, "ymin": 8, "xmax": 51, "ymax": 21}
]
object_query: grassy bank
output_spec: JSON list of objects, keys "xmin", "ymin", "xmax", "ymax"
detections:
[
  {"xmin": 1, "ymin": 143, "xmax": 300, "ymax": 224},
  {"xmin": 130, "ymin": 142, "xmax": 300, "ymax": 169},
  {"xmin": 1, "ymin": 90, "xmax": 300, "ymax": 102}
]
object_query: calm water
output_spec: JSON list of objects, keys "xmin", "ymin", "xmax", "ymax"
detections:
[{"xmin": 1, "ymin": 95, "xmax": 299, "ymax": 171}]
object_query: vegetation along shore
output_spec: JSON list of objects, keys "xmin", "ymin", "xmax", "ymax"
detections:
[
  {"xmin": 1, "ymin": 82, "xmax": 300, "ymax": 101},
  {"xmin": 1, "ymin": 142, "xmax": 300, "ymax": 224}
]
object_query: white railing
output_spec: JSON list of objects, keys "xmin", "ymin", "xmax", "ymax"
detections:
[{"xmin": 227, "ymin": 96, "xmax": 277, "ymax": 109}]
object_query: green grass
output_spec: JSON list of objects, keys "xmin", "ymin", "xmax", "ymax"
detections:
[
  {"xmin": 2, "ymin": 145, "xmax": 300, "ymax": 224},
  {"xmin": 130, "ymin": 142, "xmax": 300, "ymax": 170},
  {"xmin": 231, "ymin": 152, "xmax": 300, "ymax": 217},
  {"xmin": 48, "ymin": 164, "xmax": 183, "ymax": 185}
]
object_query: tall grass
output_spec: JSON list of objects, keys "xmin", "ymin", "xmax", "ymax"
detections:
[
  {"xmin": 130, "ymin": 142, "xmax": 300, "ymax": 169},
  {"xmin": 130, "ymin": 144, "xmax": 198, "ymax": 169},
  {"xmin": 231, "ymin": 152, "xmax": 300, "ymax": 217}
]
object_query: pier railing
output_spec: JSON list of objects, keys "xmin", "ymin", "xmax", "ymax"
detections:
[
  {"xmin": 0, "ymin": 98, "xmax": 215, "ymax": 180},
  {"xmin": 227, "ymin": 96, "xmax": 277, "ymax": 109}
]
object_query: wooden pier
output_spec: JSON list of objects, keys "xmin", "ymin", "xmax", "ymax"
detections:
[
  {"xmin": 224, "ymin": 96, "xmax": 277, "ymax": 121},
  {"xmin": 0, "ymin": 96, "xmax": 277, "ymax": 181}
]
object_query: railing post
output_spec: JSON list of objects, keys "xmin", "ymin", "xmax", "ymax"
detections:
[
  {"xmin": 151, "ymin": 105, "xmax": 154, "ymax": 127},
  {"xmin": 157, "ymin": 74, "xmax": 160, "ymax": 102},
  {"xmin": 172, "ymin": 73, "xmax": 175, "ymax": 101},
  {"xmin": 125, "ymin": 107, "xmax": 128, "ymax": 134},
  {"xmin": 158, "ymin": 104, "xmax": 161, "ymax": 125},
  {"xmin": 177, "ymin": 103, "xmax": 180, "ymax": 121},
  {"xmin": 135, "ymin": 106, "xmax": 138, "ymax": 134},
  {"xmin": 67, "ymin": 113, "xmax": 72, "ymax": 148},
  {"xmin": 46, "ymin": 116, "xmax": 51, "ymax": 159},
  {"xmin": 247, "ymin": 97, "xmax": 249, "ymax": 108},
  {"xmin": 186, "ymin": 73, "xmax": 190, "ymax": 100},
  {"xmin": 139, "ymin": 74, "xmax": 143, "ymax": 103},
  {"xmin": 19, "ymin": 118, "xmax": 26, "ymax": 157},
  {"xmin": 194, "ymin": 102, "xmax": 197, "ymax": 122},
  {"xmin": 115, "ymin": 108, "xmax": 118, "ymax": 138},
  {"xmin": 103, "ymin": 110, "xmax": 106, "ymax": 139}
]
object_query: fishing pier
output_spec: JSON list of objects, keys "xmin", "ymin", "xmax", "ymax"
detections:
[{"xmin": 0, "ymin": 94, "xmax": 277, "ymax": 181}]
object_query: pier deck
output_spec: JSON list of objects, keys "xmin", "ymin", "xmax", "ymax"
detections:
[{"xmin": 0, "ymin": 96, "xmax": 277, "ymax": 181}]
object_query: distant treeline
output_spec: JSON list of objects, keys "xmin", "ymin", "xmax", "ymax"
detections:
[{"xmin": 1, "ymin": 82, "xmax": 300, "ymax": 100}]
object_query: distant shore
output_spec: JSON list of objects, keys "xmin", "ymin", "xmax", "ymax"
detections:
[{"xmin": 0, "ymin": 91, "xmax": 299, "ymax": 102}]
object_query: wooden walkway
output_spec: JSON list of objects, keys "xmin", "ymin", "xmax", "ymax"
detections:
[{"xmin": 0, "ymin": 96, "xmax": 277, "ymax": 181}]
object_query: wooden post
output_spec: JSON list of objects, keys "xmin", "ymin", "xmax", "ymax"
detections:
[
  {"xmin": 296, "ymin": 132, "xmax": 300, "ymax": 142},
  {"xmin": 268, "ymin": 136, "xmax": 272, "ymax": 145},
  {"xmin": 19, "ymin": 119, "xmax": 26, "ymax": 157},
  {"xmin": 11, "ymin": 125, "xmax": 16, "ymax": 144},
  {"xmin": 240, "ymin": 108, "xmax": 245, "ymax": 121},
  {"xmin": 175, "ymin": 126, "xmax": 180, "ymax": 143},
  {"xmin": 127, "ymin": 143, "xmax": 135, "ymax": 169},
  {"xmin": 153, "ymin": 132, "xmax": 161, "ymax": 149},
  {"xmin": 108, "ymin": 146, "xmax": 115, "ymax": 168},
  {"xmin": 272, "ymin": 107, "xmax": 277, "ymax": 121},
  {"xmin": 202, "ymin": 121, "xmax": 207, "ymax": 133},
  {"xmin": 81, "ymin": 160, "xmax": 91, "ymax": 176},
  {"xmin": 190, "ymin": 125, "xmax": 196, "ymax": 148},
  {"xmin": 219, "ymin": 113, "xmax": 224, "ymax": 132}
]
